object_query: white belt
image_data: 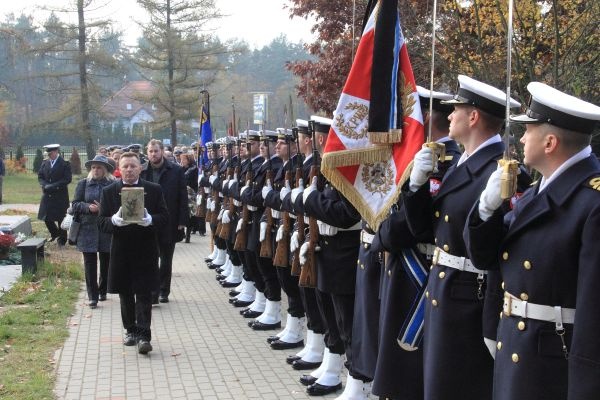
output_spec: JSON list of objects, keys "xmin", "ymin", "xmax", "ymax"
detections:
[
  {"xmin": 417, "ymin": 243, "xmax": 436, "ymax": 257},
  {"xmin": 304, "ymin": 216, "xmax": 310, "ymax": 224},
  {"xmin": 318, "ymin": 220, "xmax": 338, "ymax": 236},
  {"xmin": 361, "ymin": 230, "xmax": 374, "ymax": 244},
  {"xmin": 247, "ymin": 205, "xmax": 257, "ymax": 211},
  {"xmin": 432, "ymin": 247, "xmax": 486, "ymax": 275},
  {"xmin": 203, "ymin": 187, "xmax": 210, "ymax": 194},
  {"xmin": 271, "ymin": 209, "xmax": 281, "ymax": 219},
  {"xmin": 233, "ymin": 200, "xmax": 241, "ymax": 207},
  {"xmin": 503, "ymin": 292, "xmax": 575, "ymax": 324},
  {"xmin": 290, "ymin": 213, "xmax": 297, "ymax": 219},
  {"xmin": 338, "ymin": 221, "xmax": 362, "ymax": 232}
]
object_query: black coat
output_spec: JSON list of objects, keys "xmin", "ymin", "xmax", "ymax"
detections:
[
  {"xmin": 72, "ymin": 178, "xmax": 113, "ymax": 253},
  {"xmin": 303, "ymin": 183, "xmax": 361, "ymax": 295},
  {"xmin": 37, "ymin": 156, "xmax": 72, "ymax": 221},
  {"xmin": 401, "ymin": 141, "xmax": 505, "ymax": 400},
  {"xmin": 466, "ymin": 155, "xmax": 600, "ymax": 400},
  {"xmin": 184, "ymin": 165, "xmax": 199, "ymax": 192},
  {"xmin": 98, "ymin": 179, "xmax": 168, "ymax": 294},
  {"xmin": 140, "ymin": 160, "xmax": 189, "ymax": 244}
]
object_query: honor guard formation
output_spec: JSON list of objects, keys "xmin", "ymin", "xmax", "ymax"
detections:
[{"xmin": 49, "ymin": 75, "xmax": 600, "ymax": 400}]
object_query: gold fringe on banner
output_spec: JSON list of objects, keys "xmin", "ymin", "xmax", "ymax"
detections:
[
  {"xmin": 322, "ymin": 147, "xmax": 414, "ymax": 231},
  {"xmin": 368, "ymin": 129, "xmax": 403, "ymax": 144}
]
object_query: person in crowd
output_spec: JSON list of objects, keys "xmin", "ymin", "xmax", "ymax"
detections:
[
  {"xmin": 180, "ymin": 152, "xmax": 200, "ymax": 242},
  {"xmin": 98, "ymin": 152, "xmax": 168, "ymax": 355},
  {"xmin": 0, "ymin": 153, "xmax": 5, "ymax": 204},
  {"xmin": 111, "ymin": 148, "xmax": 124, "ymax": 179},
  {"xmin": 38, "ymin": 144, "xmax": 72, "ymax": 246},
  {"xmin": 140, "ymin": 139, "xmax": 188, "ymax": 303},
  {"xmin": 98, "ymin": 147, "xmax": 108, "ymax": 156},
  {"xmin": 71, "ymin": 155, "xmax": 115, "ymax": 308}
]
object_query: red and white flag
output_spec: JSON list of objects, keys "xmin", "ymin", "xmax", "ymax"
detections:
[{"xmin": 321, "ymin": 0, "xmax": 424, "ymax": 230}]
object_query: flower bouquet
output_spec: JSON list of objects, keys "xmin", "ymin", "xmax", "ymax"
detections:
[{"xmin": 0, "ymin": 233, "xmax": 16, "ymax": 259}]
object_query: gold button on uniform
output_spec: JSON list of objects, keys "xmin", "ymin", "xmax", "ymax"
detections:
[
  {"xmin": 501, "ymin": 281, "xmax": 505, "ymax": 290},
  {"xmin": 434, "ymin": 237, "xmax": 438, "ymax": 243},
  {"xmin": 523, "ymin": 260, "xmax": 532, "ymax": 270},
  {"xmin": 502, "ymin": 252, "xmax": 509, "ymax": 260},
  {"xmin": 432, "ymin": 299, "xmax": 438, "ymax": 307},
  {"xmin": 388, "ymin": 270, "xmax": 392, "ymax": 277},
  {"xmin": 520, "ymin": 293, "xmax": 529, "ymax": 301},
  {"xmin": 357, "ymin": 260, "xmax": 360, "ymax": 265},
  {"xmin": 512, "ymin": 353, "xmax": 519, "ymax": 363},
  {"xmin": 518, "ymin": 321, "xmax": 526, "ymax": 331},
  {"xmin": 438, "ymin": 271, "xmax": 446, "ymax": 279},
  {"xmin": 443, "ymin": 244, "xmax": 449, "ymax": 251},
  {"xmin": 364, "ymin": 243, "xmax": 369, "ymax": 249},
  {"xmin": 425, "ymin": 291, "xmax": 430, "ymax": 299},
  {"xmin": 444, "ymin": 215, "xmax": 449, "ymax": 222},
  {"xmin": 435, "ymin": 211, "xmax": 440, "ymax": 218},
  {"xmin": 496, "ymin": 342, "xmax": 502, "ymax": 350},
  {"xmin": 360, "ymin": 264, "xmax": 365, "ymax": 270}
]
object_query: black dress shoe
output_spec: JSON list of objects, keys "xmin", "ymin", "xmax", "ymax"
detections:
[
  {"xmin": 123, "ymin": 333, "xmax": 136, "ymax": 346},
  {"xmin": 152, "ymin": 295, "xmax": 159, "ymax": 305},
  {"xmin": 137, "ymin": 340, "xmax": 153, "ymax": 354},
  {"xmin": 89, "ymin": 301, "xmax": 98, "ymax": 309},
  {"xmin": 47, "ymin": 236, "xmax": 57, "ymax": 243},
  {"xmin": 159, "ymin": 296, "xmax": 169, "ymax": 303},
  {"xmin": 271, "ymin": 339, "xmax": 304, "ymax": 350},
  {"xmin": 208, "ymin": 263, "xmax": 221, "ymax": 270},
  {"xmin": 251, "ymin": 321, "xmax": 282, "ymax": 331},
  {"xmin": 286, "ymin": 355, "xmax": 301, "ymax": 365},
  {"xmin": 221, "ymin": 280, "xmax": 241, "ymax": 288},
  {"xmin": 216, "ymin": 274, "xmax": 226, "ymax": 281},
  {"xmin": 242, "ymin": 310, "xmax": 263, "ymax": 318},
  {"xmin": 228, "ymin": 289, "xmax": 240, "ymax": 297},
  {"xmin": 266, "ymin": 335, "xmax": 280, "ymax": 343},
  {"xmin": 215, "ymin": 267, "xmax": 224, "ymax": 273},
  {"xmin": 307, "ymin": 382, "xmax": 342, "ymax": 396},
  {"xmin": 293, "ymin": 359, "xmax": 322, "ymax": 370},
  {"xmin": 232, "ymin": 299, "xmax": 253, "ymax": 308},
  {"xmin": 204, "ymin": 257, "xmax": 213, "ymax": 263},
  {"xmin": 300, "ymin": 375, "xmax": 317, "ymax": 386},
  {"xmin": 99, "ymin": 294, "xmax": 107, "ymax": 302}
]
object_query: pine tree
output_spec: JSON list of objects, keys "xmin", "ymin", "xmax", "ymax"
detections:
[
  {"xmin": 33, "ymin": 148, "xmax": 43, "ymax": 172},
  {"xmin": 70, "ymin": 147, "xmax": 82, "ymax": 175}
]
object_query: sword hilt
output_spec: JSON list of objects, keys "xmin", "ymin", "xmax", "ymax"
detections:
[
  {"xmin": 498, "ymin": 159, "xmax": 519, "ymax": 199},
  {"xmin": 423, "ymin": 142, "xmax": 446, "ymax": 170}
]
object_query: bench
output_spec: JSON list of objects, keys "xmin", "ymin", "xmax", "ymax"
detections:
[{"xmin": 17, "ymin": 238, "xmax": 46, "ymax": 275}]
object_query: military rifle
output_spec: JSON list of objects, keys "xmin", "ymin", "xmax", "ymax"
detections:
[
  {"xmin": 217, "ymin": 139, "xmax": 234, "ymax": 239},
  {"xmin": 196, "ymin": 145, "xmax": 207, "ymax": 218},
  {"xmin": 234, "ymin": 130, "xmax": 252, "ymax": 251},
  {"xmin": 273, "ymin": 129, "xmax": 295, "ymax": 267},
  {"xmin": 205, "ymin": 152, "xmax": 218, "ymax": 223},
  {"xmin": 259, "ymin": 131, "xmax": 275, "ymax": 258},
  {"xmin": 290, "ymin": 129, "xmax": 305, "ymax": 276},
  {"xmin": 209, "ymin": 146, "xmax": 222, "ymax": 228},
  {"xmin": 299, "ymin": 120, "xmax": 319, "ymax": 288}
]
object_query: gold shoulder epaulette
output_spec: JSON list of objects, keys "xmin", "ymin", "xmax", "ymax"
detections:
[
  {"xmin": 530, "ymin": 180, "xmax": 538, "ymax": 187},
  {"xmin": 585, "ymin": 177, "xmax": 600, "ymax": 191},
  {"xmin": 444, "ymin": 155, "xmax": 454, "ymax": 161}
]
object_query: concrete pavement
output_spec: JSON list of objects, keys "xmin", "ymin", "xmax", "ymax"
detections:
[{"xmin": 53, "ymin": 233, "xmax": 342, "ymax": 400}]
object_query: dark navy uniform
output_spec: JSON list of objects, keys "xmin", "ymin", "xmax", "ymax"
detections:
[{"xmin": 38, "ymin": 152, "xmax": 72, "ymax": 243}]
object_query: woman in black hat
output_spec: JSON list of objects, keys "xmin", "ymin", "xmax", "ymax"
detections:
[{"xmin": 71, "ymin": 155, "xmax": 116, "ymax": 308}]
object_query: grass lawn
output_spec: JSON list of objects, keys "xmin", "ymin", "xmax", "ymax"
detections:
[
  {"xmin": 0, "ymin": 172, "xmax": 85, "ymax": 399},
  {"xmin": 3, "ymin": 172, "xmax": 84, "ymax": 205}
]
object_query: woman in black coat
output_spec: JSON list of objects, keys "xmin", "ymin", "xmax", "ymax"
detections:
[
  {"xmin": 71, "ymin": 155, "xmax": 115, "ymax": 308},
  {"xmin": 181, "ymin": 153, "xmax": 201, "ymax": 241}
]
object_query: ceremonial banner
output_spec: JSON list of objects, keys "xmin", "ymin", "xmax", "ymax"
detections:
[
  {"xmin": 321, "ymin": 0, "xmax": 424, "ymax": 230},
  {"xmin": 200, "ymin": 104, "xmax": 212, "ymax": 165}
]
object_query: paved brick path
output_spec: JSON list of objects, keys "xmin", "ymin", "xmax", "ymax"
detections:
[{"xmin": 54, "ymin": 234, "xmax": 341, "ymax": 399}]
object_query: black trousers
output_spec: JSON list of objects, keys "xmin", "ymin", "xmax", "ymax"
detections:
[
  {"xmin": 158, "ymin": 241, "xmax": 176, "ymax": 297},
  {"xmin": 226, "ymin": 239, "xmax": 242, "ymax": 266},
  {"xmin": 315, "ymin": 289, "xmax": 344, "ymax": 355},
  {"xmin": 82, "ymin": 252, "xmax": 109, "ymax": 301},
  {"xmin": 300, "ymin": 286, "xmax": 325, "ymax": 334},
  {"xmin": 257, "ymin": 254, "xmax": 281, "ymax": 301},
  {"xmin": 197, "ymin": 217, "xmax": 206, "ymax": 234},
  {"xmin": 277, "ymin": 266, "xmax": 304, "ymax": 317},
  {"xmin": 45, "ymin": 220, "xmax": 67, "ymax": 243},
  {"xmin": 243, "ymin": 250, "xmax": 263, "ymax": 290},
  {"xmin": 119, "ymin": 291, "xmax": 152, "ymax": 341}
]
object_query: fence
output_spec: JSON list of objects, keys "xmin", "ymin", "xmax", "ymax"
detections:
[{"xmin": 3, "ymin": 146, "xmax": 94, "ymax": 171}]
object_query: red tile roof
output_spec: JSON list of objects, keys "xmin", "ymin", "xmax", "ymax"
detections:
[{"xmin": 100, "ymin": 81, "xmax": 157, "ymax": 119}]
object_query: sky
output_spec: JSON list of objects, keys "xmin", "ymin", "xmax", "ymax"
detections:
[{"xmin": 0, "ymin": 0, "xmax": 316, "ymax": 48}]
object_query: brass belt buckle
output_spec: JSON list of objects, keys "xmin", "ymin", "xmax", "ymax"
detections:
[{"xmin": 503, "ymin": 292, "xmax": 512, "ymax": 317}]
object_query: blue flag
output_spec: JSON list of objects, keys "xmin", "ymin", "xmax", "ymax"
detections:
[{"xmin": 200, "ymin": 105, "xmax": 212, "ymax": 166}]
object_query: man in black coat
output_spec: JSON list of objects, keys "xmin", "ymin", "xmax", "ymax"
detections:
[
  {"xmin": 37, "ymin": 144, "xmax": 72, "ymax": 245},
  {"xmin": 141, "ymin": 139, "xmax": 189, "ymax": 303},
  {"xmin": 98, "ymin": 152, "xmax": 169, "ymax": 354}
]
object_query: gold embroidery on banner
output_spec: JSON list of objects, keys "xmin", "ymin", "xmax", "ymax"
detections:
[
  {"xmin": 400, "ymin": 72, "xmax": 416, "ymax": 121},
  {"xmin": 361, "ymin": 161, "xmax": 393, "ymax": 197},
  {"xmin": 335, "ymin": 102, "xmax": 369, "ymax": 140}
]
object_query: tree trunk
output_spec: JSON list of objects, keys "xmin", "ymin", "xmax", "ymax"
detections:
[
  {"xmin": 78, "ymin": 0, "xmax": 94, "ymax": 160},
  {"xmin": 167, "ymin": 0, "xmax": 177, "ymax": 146}
]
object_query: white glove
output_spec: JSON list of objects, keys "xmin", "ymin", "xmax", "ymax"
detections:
[
  {"xmin": 280, "ymin": 180, "xmax": 291, "ymax": 201},
  {"xmin": 222, "ymin": 210, "xmax": 231, "ymax": 224},
  {"xmin": 290, "ymin": 231, "xmax": 299, "ymax": 253},
  {"xmin": 261, "ymin": 179, "xmax": 273, "ymax": 200},
  {"xmin": 203, "ymin": 187, "xmax": 210, "ymax": 194},
  {"xmin": 276, "ymin": 225, "xmax": 284, "ymax": 242},
  {"xmin": 240, "ymin": 180, "xmax": 250, "ymax": 196},
  {"xmin": 484, "ymin": 337, "xmax": 497, "ymax": 359},
  {"xmin": 222, "ymin": 178, "xmax": 230, "ymax": 190},
  {"xmin": 206, "ymin": 198, "xmax": 212, "ymax": 211},
  {"xmin": 208, "ymin": 173, "xmax": 217, "ymax": 184},
  {"xmin": 139, "ymin": 208, "xmax": 152, "ymax": 227},
  {"xmin": 259, "ymin": 221, "xmax": 267, "ymax": 242},
  {"xmin": 303, "ymin": 176, "xmax": 318, "ymax": 203},
  {"xmin": 196, "ymin": 194, "xmax": 202, "ymax": 206},
  {"xmin": 210, "ymin": 200, "xmax": 216, "ymax": 212},
  {"xmin": 228, "ymin": 174, "xmax": 238, "ymax": 189},
  {"xmin": 409, "ymin": 146, "xmax": 437, "ymax": 192},
  {"xmin": 299, "ymin": 242, "xmax": 309, "ymax": 265},
  {"xmin": 217, "ymin": 208, "xmax": 224, "ymax": 221},
  {"xmin": 291, "ymin": 179, "xmax": 304, "ymax": 203},
  {"xmin": 236, "ymin": 219, "xmax": 243, "ymax": 233},
  {"xmin": 111, "ymin": 207, "xmax": 128, "ymax": 227},
  {"xmin": 478, "ymin": 167, "xmax": 503, "ymax": 222}
]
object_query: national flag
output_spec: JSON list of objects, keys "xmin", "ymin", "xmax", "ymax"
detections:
[
  {"xmin": 200, "ymin": 104, "xmax": 212, "ymax": 166},
  {"xmin": 321, "ymin": 0, "xmax": 424, "ymax": 230}
]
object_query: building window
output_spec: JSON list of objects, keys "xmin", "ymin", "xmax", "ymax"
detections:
[{"xmin": 126, "ymin": 103, "xmax": 132, "ymax": 110}]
